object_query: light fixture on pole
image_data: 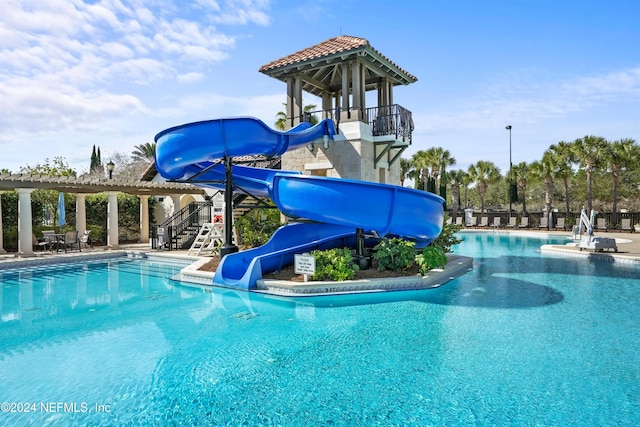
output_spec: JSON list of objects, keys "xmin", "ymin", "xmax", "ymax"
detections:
[
  {"xmin": 106, "ymin": 160, "xmax": 115, "ymax": 179},
  {"xmin": 505, "ymin": 125, "xmax": 512, "ymax": 216}
]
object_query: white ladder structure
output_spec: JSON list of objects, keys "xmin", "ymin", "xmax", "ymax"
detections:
[{"xmin": 188, "ymin": 222, "xmax": 225, "ymax": 256}]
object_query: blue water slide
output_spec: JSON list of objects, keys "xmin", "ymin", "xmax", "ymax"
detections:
[
  {"xmin": 155, "ymin": 117, "xmax": 334, "ymax": 180},
  {"xmin": 155, "ymin": 117, "xmax": 445, "ymax": 290},
  {"xmin": 212, "ymin": 222, "xmax": 355, "ymax": 289}
]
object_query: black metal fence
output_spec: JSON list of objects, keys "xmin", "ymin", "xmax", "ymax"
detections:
[{"xmin": 450, "ymin": 209, "xmax": 640, "ymax": 231}]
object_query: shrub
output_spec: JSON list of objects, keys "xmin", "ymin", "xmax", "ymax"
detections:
[
  {"xmin": 235, "ymin": 207, "xmax": 281, "ymax": 248},
  {"xmin": 432, "ymin": 214, "xmax": 462, "ymax": 253},
  {"xmin": 372, "ymin": 237, "xmax": 416, "ymax": 271},
  {"xmin": 415, "ymin": 246, "xmax": 448, "ymax": 276},
  {"xmin": 310, "ymin": 247, "xmax": 359, "ymax": 281}
]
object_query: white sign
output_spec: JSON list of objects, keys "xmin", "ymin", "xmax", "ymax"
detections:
[{"xmin": 294, "ymin": 254, "xmax": 316, "ymax": 275}]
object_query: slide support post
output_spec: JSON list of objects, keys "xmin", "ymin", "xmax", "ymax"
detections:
[{"xmin": 220, "ymin": 155, "xmax": 239, "ymax": 257}]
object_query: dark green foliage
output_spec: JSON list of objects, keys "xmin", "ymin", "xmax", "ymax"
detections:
[
  {"xmin": 432, "ymin": 214, "xmax": 463, "ymax": 253},
  {"xmin": 85, "ymin": 193, "xmax": 140, "ymax": 242},
  {"xmin": 310, "ymin": 247, "xmax": 359, "ymax": 281},
  {"xmin": 415, "ymin": 246, "xmax": 448, "ymax": 275},
  {"xmin": 235, "ymin": 207, "xmax": 281, "ymax": 248},
  {"xmin": 373, "ymin": 237, "xmax": 417, "ymax": 271}
]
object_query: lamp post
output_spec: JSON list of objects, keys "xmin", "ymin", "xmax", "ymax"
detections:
[
  {"xmin": 505, "ymin": 125, "xmax": 512, "ymax": 216},
  {"xmin": 106, "ymin": 160, "xmax": 115, "ymax": 179}
]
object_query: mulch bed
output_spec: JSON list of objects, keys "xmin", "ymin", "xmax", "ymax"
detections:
[{"xmin": 198, "ymin": 256, "xmax": 421, "ymax": 282}]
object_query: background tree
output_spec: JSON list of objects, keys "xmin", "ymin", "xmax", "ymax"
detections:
[
  {"xmin": 511, "ymin": 161, "xmax": 531, "ymax": 215},
  {"xmin": 468, "ymin": 161, "xmax": 500, "ymax": 215},
  {"xmin": 530, "ymin": 151, "xmax": 559, "ymax": 228},
  {"xmin": 573, "ymin": 135, "xmax": 608, "ymax": 213},
  {"xmin": 131, "ymin": 142, "xmax": 157, "ymax": 163},
  {"xmin": 19, "ymin": 157, "xmax": 76, "ymax": 228},
  {"xmin": 90, "ymin": 144, "xmax": 103, "ymax": 175},
  {"xmin": 106, "ymin": 151, "xmax": 151, "ymax": 181},
  {"xmin": 399, "ymin": 158, "xmax": 412, "ymax": 187},
  {"xmin": 606, "ymin": 138, "xmax": 637, "ymax": 227},
  {"xmin": 446, "ymin": 169, "xmax": 468, "ymax": 220},
  {"xmin": 411, "ymin": 150, "xmax": 430, "ymax": 191},
  {"xmin": 548, "ymin": 141, "xmax": 576, "ymax": 216},
  {"xmin": 275, "ymin": 103, "xmax": 318, "ymax": 130},
  {"xmin": 427, "ymin": 147, "xmax": 456, "ymax": 199}
]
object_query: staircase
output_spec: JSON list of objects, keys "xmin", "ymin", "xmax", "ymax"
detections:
[
  {"xmin": 151, "ymin": 201, "xmax": 214, "ymax": 250},
  {"xmin": 152, "ymin": 154, "xmax": 282, "ymax": 251}
]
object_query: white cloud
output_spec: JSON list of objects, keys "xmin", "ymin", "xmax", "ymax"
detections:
[
  {"xmin": 416, "ymin": 66, "xmax": 640, "ymax": 136},
  {"xmin": 177, "ymin": 72, "xmax": 206, "ymax": 83},
  {"xmin": 0, "ymin": 0, "xmax": 272, "ymax": 169}
]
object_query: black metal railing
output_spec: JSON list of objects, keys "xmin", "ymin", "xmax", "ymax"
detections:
[
  {"xmin": 366, "ymin": 104, "xmax": 414, "ymax": 142},
  {"xmin": 151, "ymin": 201, "xmax": 212, "ymax": 250},
  {"xmin": 294, "ymin": 104, "xmax": 414, "ymax": 143}
]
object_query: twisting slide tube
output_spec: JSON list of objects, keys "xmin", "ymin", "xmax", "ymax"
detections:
[{"xmin": 155, "ymin": 117, "xmax": 444, "ymax": 289}]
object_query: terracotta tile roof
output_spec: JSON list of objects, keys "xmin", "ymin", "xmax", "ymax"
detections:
[
  {"xmin": 259, "ymin": 35, "xmax": 370, "ymax": 72},
  {"xmin": 258, "ymin": 35, "xmax": 417, "ymax": 82}
]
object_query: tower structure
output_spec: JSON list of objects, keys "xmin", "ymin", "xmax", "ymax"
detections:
[{"xmin": 259, "ymin": 35, "xmax": 417, "ymax": 185}]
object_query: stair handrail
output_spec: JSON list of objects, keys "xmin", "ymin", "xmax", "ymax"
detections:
[{"xmin": 152, "ymin": 200, "xmax": 213, "ymax": 249}]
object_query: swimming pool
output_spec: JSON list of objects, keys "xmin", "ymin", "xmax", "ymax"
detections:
[{"xmin": 0, "ymin": 233, "xmax": 638, "ymax": 426}]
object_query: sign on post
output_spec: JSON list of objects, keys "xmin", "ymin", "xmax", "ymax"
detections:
[{"xmin": 294, "ymin": 253, "xmax": 316, "ymax": 282}]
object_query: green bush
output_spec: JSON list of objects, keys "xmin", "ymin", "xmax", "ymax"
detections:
[
  {"xmin": 310, "ymin": 247, "xmax": 359, "ymax": 281},
  {"xmin": 432, "ymin": 214, "xmax": 462, "ymax": 253},
  {"xmin": 415, "ymin": 246, "xmax": 448, "ymax": 275},
  {"xmin": 372, "ymin": 237, "xmax": 416, "ymax": 271},
  {"xmin": 235, "ymin": 207, "xmax": 282, "ymax": 248}
]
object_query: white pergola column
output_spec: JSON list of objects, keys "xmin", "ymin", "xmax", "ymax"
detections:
[
  {"xmin": 106, "ymin": 191, "xmax": 119, "ymax": 249},
  {"xmin": 139, "ymin": 195, "xmax": 150, "ymax": 243},
  {"xmin": 170, "ymin": 195, "xmax": 181, "ymax": 215},
  {"xmin": 75, "ymin": 194, "xmax": 87, "ymax": 233},
  {"xmin": 17, "ymin": 188, "xmax": 36, "ymax": 257},
  {"xmin": 0, "ymin": 191, "xmax": 6, "ymax": 254}
]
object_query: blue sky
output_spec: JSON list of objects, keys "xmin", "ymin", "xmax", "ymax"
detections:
[{"xmin": 1, "ymin": 0, "xmax": 638, "ymax": 176}]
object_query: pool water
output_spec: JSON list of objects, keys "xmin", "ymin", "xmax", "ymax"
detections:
[{"xmin": 1, "ymin": 234, "xmax": 639, "ymax": 426}]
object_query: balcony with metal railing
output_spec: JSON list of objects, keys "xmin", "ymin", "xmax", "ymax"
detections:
[{"xmin": 300, "ymin": 104, "xmax": 414, "ymax": 144}]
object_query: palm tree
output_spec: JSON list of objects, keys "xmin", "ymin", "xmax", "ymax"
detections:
[
  {"xmin": 572, "ymin": 135, "xmax": 608, "ymax": 213},
  {"xmin": 399, "ymin": 158, "xmax": 413, "ymax": 187},
  {"xmin": 275, "ymin": 103, "xmax": 318, "ymax": 130},
  {"xmin": 447, "ymin": 169, "xmax": 468, "ymax": 221},
  {"xmin": 427, "ymin": 147, "xmax": 456, "ymax": 198},
  {"xmin": 530, "ymin": 151, "xmax": 559, "ymax": 229},
  {"xmin": 511, "ymin": 161, "xmax": 531, "ymax": 215},
  {"xmin": 605, "ymin": 138, "xmax": 637, "ymax": 227},
  {"xmin": 467, "ymin": 161, "xmax": 501, "ymax": 216},
  {"xmin": 132, "ymin": 142, "xmax": 156, "ymax": 163},
  {"xmin": 548, "ymin": 141, "xmax": 576, "ymax": 216},
  {"xmin": 411, "ymin": 150, "xmax": 430, "ymax": 191}
]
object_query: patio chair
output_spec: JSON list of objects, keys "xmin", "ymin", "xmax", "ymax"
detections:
[
  {"xmin": 539, "ymin": 216, "xmax": 548, "ymax": 229},
  {"xmin": 446, "ymin": 217, "xmax": 452, "ymax": 225},
  {"xmin": 620, "ymin": 218, "xmax": 632, "ymax": 232},
  {"xmin": 554, "ymin": 217, "xmax": 566, "ymax": 231},
  {"xmin": 466, "ymin": 216, "xmax": 477, "ymax": 227},
  {"xmin": 596, "ymin": 218, "xmax": 608, "ymax": 232},
  {"xmin": 478, "ymin": 216, "xmax": 489, "ymax": 227},
  {"xmin": 519, "ymin": 217, "xmax": 529, "ymax": 228},
  {"xmin": 455, "ymin": 216, "xmax": 463, "ymax": 226},
  {"xmin": 506, "ymin": 216, "xmax": 517, "ymax": 228},
  {"xmin": 32, "ymin": 233, "xmax": 52, "ymax": 251},
  {"xmin": 80, "ymin": 230, "xmax": 93, "ymax": 249},
  {"xmin": 491, "ymin": 217, "xmax": 502, "ymax": 228},
  {"xmin": 62, "ymin": 230, "xmax": 80, "ymax": 252}
]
